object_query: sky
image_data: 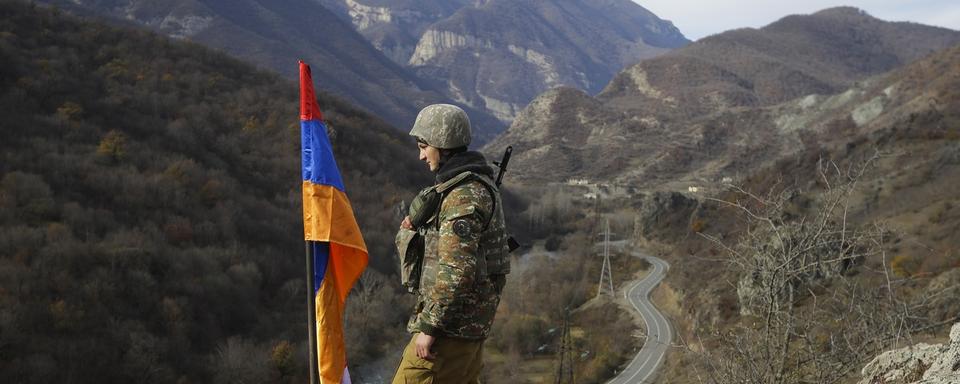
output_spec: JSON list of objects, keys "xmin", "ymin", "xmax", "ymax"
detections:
[{"xmin": 632, "ymin": 1, "xmax": 960, "ymax": 41}]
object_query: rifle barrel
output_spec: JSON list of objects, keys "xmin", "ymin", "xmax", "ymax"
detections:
[{"xmin": 495, "ymin": 146, "xmax": 513, "ymax": 186}]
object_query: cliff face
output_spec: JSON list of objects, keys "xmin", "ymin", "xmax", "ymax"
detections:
[
  {"xmin": 323, "ymin": 0, "xmax": 689, "ymax": 123},
  {"xmin": 407, "ymin": 0, "xmax": 687, "ymax": 122},
  {"xmin": 318, "ymin": 0, "xmax": 469, "ymax": 64}
]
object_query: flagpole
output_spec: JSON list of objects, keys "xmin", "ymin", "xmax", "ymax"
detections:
[{"xmin": 306, "ymin": 242, "xmax": 319, "ymax": 384}]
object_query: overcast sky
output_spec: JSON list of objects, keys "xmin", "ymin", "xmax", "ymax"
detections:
[{"xmin": 633, "ymin": 1, "xmax": 960, "ymax": 41}]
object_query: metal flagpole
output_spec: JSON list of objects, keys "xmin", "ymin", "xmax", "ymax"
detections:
[{"xmin": 306, "ymin": 242, "xmax": 319, "ymax": 384}]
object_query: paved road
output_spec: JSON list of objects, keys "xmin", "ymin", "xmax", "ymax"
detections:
[{"xmin": 607, "ymin": 254, "xmax": 672, "ymax": 384}]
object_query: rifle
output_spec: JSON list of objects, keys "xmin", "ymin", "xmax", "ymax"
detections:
[
  {"xmin": 493, "ymin": 146, "xmax": 513, "ymax": 187},
  {"xmin": 492, "ymin": 146, "xmax": 521, "ymax": 252}
]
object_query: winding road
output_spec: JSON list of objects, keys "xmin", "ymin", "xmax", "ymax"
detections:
[{"xmin": 606, "ymin": 254, "xmax": 672, "ymax": 384}]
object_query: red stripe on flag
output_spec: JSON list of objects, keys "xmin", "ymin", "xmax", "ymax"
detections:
[{"xmin": 299, "ymin": 60, "xmax": 323, "ymax": 121}]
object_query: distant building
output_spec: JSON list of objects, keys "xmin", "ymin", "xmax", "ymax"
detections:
[
  {"xmin": 688, "ymin": 186, "xmax": 700, "ymax": 193},
  {"xmin": 583, "ymin": 193, "xmax": 598, "ymax": 200},
  {"xmin": 567, "ymin": 178, "xmax": 590, "ymax": 186}
]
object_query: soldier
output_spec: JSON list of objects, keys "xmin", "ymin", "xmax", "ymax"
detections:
[{"xmin": 393, "ymin": 104, "xmax": 511, "ymax": 383}]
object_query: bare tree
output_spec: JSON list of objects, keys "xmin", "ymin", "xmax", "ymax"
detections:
[
  {"xmin": 695, "ymin": 154, "xmax": 931, "ymax": 384},
  {"xmin": 211, "ymin": 337, "xmax": 269, "ymax": 384}
]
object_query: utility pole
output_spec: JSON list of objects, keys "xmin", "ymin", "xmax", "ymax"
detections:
[{"xmin": 597, "ymin": 218, "xmax": 614, "ymax": 298}]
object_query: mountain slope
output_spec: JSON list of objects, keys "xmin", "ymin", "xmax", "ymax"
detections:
[
  {"xmin": 322, "ymin": 0, "xmax": 689, "ymax": 124},
  {"xmin": 645, "ymin": 42, "xmax": 960, "ymax": 384},
  {"xmin": 600, "ymin": 7, "xmax": 960, "ymax": 120},
  {"xmin": 408, "ymin": 0, "xmax": 688, "ymax": 122},
  {"xmin": 486, "ymin": 8, "xmax": 960, "ymax": 185},
  {"xmin": 38, "ymin": 0, "xmax": 507, "ymax": 141},
  {"xmin": 0, "ymin": 2, "xmax": 427, "ymax": 381},
  {"xmin": 317, "ymin": 0, "xmax": 471, "ymax": 64}
]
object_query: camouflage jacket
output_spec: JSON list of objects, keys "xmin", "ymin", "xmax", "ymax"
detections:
[{"xmin": 406, "ymin": 153, "xmax": 509, "ymax": 340}]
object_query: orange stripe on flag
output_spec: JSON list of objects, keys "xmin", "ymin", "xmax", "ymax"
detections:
[
  {"xmin": 314, "ymin": 244, "xmax": 366, "ymax": 383},
  {"xmin": 328, "ymin": 243, "xmax": 368, "ymax": 303},
  {"xmin": 316, "ymin": 266, "xmax": 345, "ymax": 383},
  {"xmin": 302, "ymin": 182, "xmax": 366, "ymax": 246},
  {"xmin": 303, "ymin": 181, "xmax": 368, "ymax": 303}
]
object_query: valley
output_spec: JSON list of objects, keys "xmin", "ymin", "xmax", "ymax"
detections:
[{"xmin": 2, "ymin": 1, "xmax": 959, "ymax": 383}]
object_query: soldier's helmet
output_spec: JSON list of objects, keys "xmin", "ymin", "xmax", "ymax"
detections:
[{"xmin": 409, "ymin": 104, "xmax": 472, "ymax": 149}]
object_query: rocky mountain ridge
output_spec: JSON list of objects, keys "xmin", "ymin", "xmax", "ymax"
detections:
[
  {"xmin": 321, "ymin": 0, "xmax": 690, "ymax": 123},
  {"xmin": 316, "ymin": 0, "xmax": 469, "ymax": 64},
  {"xmin": 484, "ymin": 8, "xmax": 960, "ymax": 188},
  {"xmin": 600, "ymin": 7, "xmax": 960, "ymax": 121}
]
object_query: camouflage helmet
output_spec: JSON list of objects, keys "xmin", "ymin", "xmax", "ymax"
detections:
[{"xmin": 409, "ymin": 104, "xmax": 472, "ymax": 149}]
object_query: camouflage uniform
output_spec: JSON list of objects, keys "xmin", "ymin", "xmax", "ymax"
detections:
[
  {"xmin": 393, "ymin": 104, "xmax": 510, "ymax": 384},
  {"xmin": 407, "ymin": 172, "xmax": 507, "ymax": 339}
]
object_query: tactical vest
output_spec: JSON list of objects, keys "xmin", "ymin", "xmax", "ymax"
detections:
[{"xmin": 396, "ymin": 171, "xmax": 510, "ymax": 295}]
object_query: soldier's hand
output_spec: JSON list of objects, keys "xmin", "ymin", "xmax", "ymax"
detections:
[
  {"xmin": 401, "ymin": 215, "xmax": 413, "ymax": 230},
  {"xmin": 415, "ymin": 332, "xmax": 436, "ymax": 360}
]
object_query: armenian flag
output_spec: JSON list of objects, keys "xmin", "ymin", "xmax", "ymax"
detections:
[{"xmin": 300, "ymin": 60, "xmax": 368, "ymax": 384}]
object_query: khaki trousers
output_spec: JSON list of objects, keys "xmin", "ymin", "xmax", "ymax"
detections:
[{"xmin": 392, "ymin": 333, "xmax": 484, "ymax": 384}]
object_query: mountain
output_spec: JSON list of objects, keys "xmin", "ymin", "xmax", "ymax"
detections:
[
  {"xmin": 37, "ymin": 0, "xmax": 507, "ymax": 141},
  {"xmin": 664, "ymin": 40, "xmax": 960, "ymax": 382},
  {"xmin": 601, "ymin": 7, "xmax": 960, "ymax": 121},
  {"xmin": 0, "ymin": 2, "xmax": 427, "ymax": 381},
  {"xmin": 771, "ymin": 41, "xmax": 960, "ymax": 259},
  {"xmin": 316, "ymin": 0, "xmax": 471, "ymax": 64},
  {"xmin": 321, "ymin": 0, "xmax": 689, "ymax": 123},
  {"xmin": 485, "ymin": 7, "xmax": 960, "ymax": 186},
  {"xmin": 630, "ymin": 40, "xmax": 960, "ymax": 384}
]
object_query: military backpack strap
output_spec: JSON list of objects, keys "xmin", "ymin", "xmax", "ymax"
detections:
[
  {"xmin": 469, "ymin": 175, "xmax": 499, "ymax": 231},
  {"xmin": 432, "ymin": 173, "xmax": 470, "ymax": 230},
  {"xmin": 434, "ymin": 172, "xmax": 498, "ymax": 230}
]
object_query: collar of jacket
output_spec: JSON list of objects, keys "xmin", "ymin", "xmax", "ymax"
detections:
[{"xmin": 435, "ymin": 151, "xmax": 494, "ymax": 183}]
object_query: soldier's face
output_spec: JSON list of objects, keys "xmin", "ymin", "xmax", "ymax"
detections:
[{"xmin": 418, "ymin": 143, "xmax": 441, "ymax": 172}]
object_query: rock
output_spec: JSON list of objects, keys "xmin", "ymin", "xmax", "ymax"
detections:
[
  {"xmin": 735, "ymin": 219, "xmax": 860, "ymax": 316},
  {"xmin": 635, "ymin": 192, "xmax": 698, "ymax": 236},
  {"xmin": 921, "ymin": 323, "xmax": 960, "ymax": 382},
  {"xmin": 859, "ymin": 323, "xmax": 960, "ymax": 384},
  {"xmin": 859, "ymin": 343, "xmax": 945, "ymax": 384}
]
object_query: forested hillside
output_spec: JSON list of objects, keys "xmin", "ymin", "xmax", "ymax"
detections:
[
  {"xmin": 36, "ymin": 0, "xmax": 508, "ymax": 142},
  {"xmin": 0, "ymin": 2, "xmax": 429, "ymax": 382}
]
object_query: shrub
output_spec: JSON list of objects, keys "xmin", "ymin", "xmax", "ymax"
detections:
[
  {"xmin": 891, "ymin": 254, "xmax": 920, "ymax": 277},
  {"xmin": 269, "ymin": 340, "xmax": 295, "ymax": 380},
  {"xmin": 691, "ymin": 219, "xmax": 707, "ymax": 233},
  {"xmin": 96, "ymin": 130, "xmax": 127, "ymax": 162}
]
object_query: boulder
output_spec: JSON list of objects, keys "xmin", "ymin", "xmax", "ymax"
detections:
[{"xmin": 859, "ymin": 323, "xmax": 960, "ymax": 384}]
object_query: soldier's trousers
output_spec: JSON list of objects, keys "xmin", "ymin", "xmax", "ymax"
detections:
[{"xmin": 392, "ymin": 333, "xmax": 484, "ymax": 384}]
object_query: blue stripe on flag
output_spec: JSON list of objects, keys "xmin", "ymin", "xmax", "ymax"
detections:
[
  {"xmin": 312, "ymin": 241, "xmax": 330, "ymax": 294},
  {"xmin": 301, "ymin": 119, "xmax": 346, "ymax": 191}
]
